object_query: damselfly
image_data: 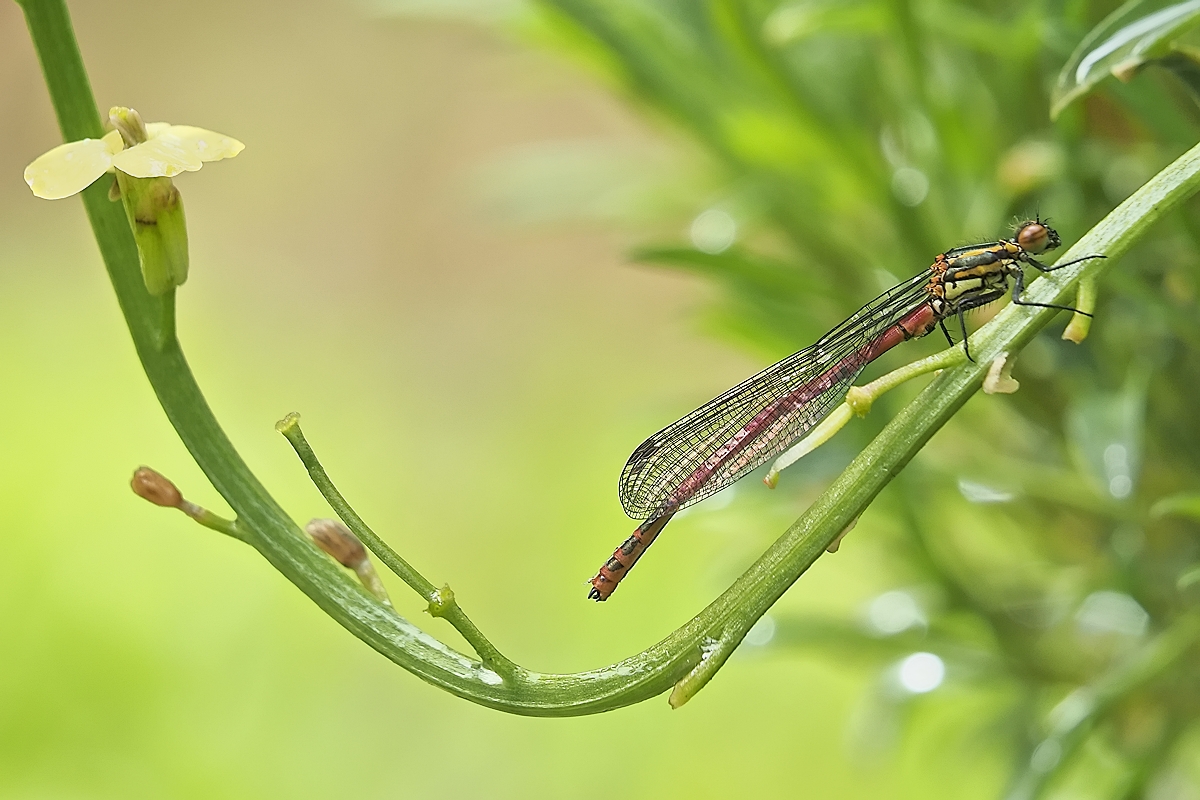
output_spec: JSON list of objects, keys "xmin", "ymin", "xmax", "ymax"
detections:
[{"xmin": 588, "ymin": 220, "xmax": 1103, "ymax": 601}]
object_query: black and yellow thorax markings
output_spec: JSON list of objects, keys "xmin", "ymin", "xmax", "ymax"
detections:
[
  {"xmin": 927, "ymin": 240, "xmax": 1024, "ymax": 316},
  {"xmin": 909, "ymin": 224, "xmax": 1102, "ymax": 365}
]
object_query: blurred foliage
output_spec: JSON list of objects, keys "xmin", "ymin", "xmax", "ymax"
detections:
[{"xmin": 386, "ymin": 0, "xmax": 1200, "ymax": 795}]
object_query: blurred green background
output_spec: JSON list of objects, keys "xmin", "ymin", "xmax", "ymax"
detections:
[{"xmin": 4, "ymin": 0, "xmax": 1200, "ymax": 797}]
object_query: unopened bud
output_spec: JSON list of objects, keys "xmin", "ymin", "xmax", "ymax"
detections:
[
  {"xmin": 109, "ymin": 106, "xmax": 148, "ymax": 147},
  {"xmin": 306, "ymin": 519, "xmax": 391, "ymax": 606},
  {"xmin": 306, "ymin": 518, "xmax": 367, "ymax": 568},
  {"xmin": 129, "ymin": 466, "xmax": 241, "ymax": 540},
  {"xmin": 131, "ymin": 466, "xmax": 183, "ymax": 507}
]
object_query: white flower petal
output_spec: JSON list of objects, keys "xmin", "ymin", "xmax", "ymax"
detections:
[
  {"xmin": 155, "ymin": 124, "xmax": 245, "ymax": 163},
  {"xmin": 23, "ymin": 137, "xmax": 118, "ymax": 199},
  {"xmin": 112, "ymin": 136, "xmax": 203, "ymax": 178}
]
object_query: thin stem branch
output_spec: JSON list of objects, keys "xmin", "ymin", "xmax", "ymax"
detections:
[
  {"xmin": 276, "ymin": 413, "xmax": 519, "ymax": 677},
  {"xmin": 276, "ymin": 414, "xmax": 434, "ymax": 598}
]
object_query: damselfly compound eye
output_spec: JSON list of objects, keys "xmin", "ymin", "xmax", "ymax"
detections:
[{"xmin": 1016, "ymin": 221, "xmax": 1060, "ymax": 254}]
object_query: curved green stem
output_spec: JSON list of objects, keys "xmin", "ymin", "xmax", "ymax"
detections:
[{"xmin": 20, "ymin": 0, "xmax": 1200, "ymax": 716}]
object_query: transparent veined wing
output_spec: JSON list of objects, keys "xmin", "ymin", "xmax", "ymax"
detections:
[{"xmin": 619, "ymin": 269, "xmax": 933, "ymax": 519}]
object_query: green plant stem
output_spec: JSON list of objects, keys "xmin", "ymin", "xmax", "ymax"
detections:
[
  {"xmin": 276, "ymin": 415, "xmax": 432, "ymax": 597},
  {"xmin": 183, "ymin": 505, "xmax": 243, "ymax": 540},
  {"xmin": 21, "ymin": 0, "xmax": 1200, "ymax": 715},
  {"xmin": 847, "ymin": 345, "xmax": 968, "ymax": 415},
  {"xmin": 276, "ymin": 413, "xmax": 518, "ymax": 677}
]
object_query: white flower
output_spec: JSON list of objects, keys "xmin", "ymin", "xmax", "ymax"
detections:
[{"xmin": 24, "ymin": 112, "xmax": 244, "ymax": 200}]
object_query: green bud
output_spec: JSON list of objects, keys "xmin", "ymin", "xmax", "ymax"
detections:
[
  {"xmin": 115, "ymin": 171, "xmax": 189, "ymax": 295},
  {"xmin": 108, "ymin": 106, "xmax": 149, "ymax": 147}
]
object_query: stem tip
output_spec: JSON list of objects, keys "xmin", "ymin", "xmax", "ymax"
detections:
[{"xmin": 275, "ymin": 412, "xmax": 302, "ymax": 434}]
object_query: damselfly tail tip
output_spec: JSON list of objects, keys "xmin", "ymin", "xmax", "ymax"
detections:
[{"xmin": 587, "ymin": 580, "xmax": 609, "ymax": 602}]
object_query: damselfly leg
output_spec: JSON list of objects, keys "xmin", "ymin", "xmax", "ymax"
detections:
[{"xmin": 1010, "ymin": 254, "xmax": 1107, "ymax": 317}]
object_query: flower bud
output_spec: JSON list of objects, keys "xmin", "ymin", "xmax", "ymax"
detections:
[
  {"xmin": 306, "ymin": 519, "xmax": 392, "ymax": 606},
  {"xmin": 131, "ymin": 466, "xmax": 183, "ymax": 507},
  {"xmin": 109, "ymin": 106, "xmax": 149, "ymax": 147},
  {"xmin": 305, "ymin": 518, "xmax": 367, "ymax": 568}
]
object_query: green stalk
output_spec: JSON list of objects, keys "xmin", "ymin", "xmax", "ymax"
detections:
[{"xmin": 19, "ymin": 0, "xmax": 1200, "ymax": 715}]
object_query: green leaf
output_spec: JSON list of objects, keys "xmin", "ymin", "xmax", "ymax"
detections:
[
  {"xmin": 1150, "ymin": 491, "xmax": 1200, "ymax": 518},
  {"xmin": 1052, "ymin": 0, "xmax": 1200, "ymax": 118}
]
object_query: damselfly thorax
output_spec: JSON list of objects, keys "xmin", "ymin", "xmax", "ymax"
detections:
[{"xmin": 588, "ymin": 220, "xmax": 1102, "ymax": 601}]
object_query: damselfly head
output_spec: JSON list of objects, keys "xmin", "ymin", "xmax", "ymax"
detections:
[{"xmin": 1015, "ymin": 220, "xmax": 1060, "ymax": 254}]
